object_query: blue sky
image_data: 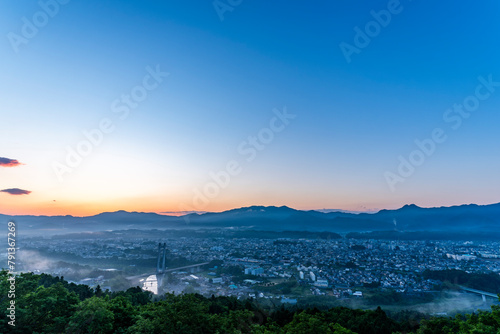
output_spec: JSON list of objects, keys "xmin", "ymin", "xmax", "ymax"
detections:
[{"xmin": 1, "ymin": 0, "xmax": 499, "ymax": 215}]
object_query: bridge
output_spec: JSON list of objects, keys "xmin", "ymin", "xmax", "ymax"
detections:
[
  {"xmin": 126, "ymin": 263, "xmax": 210, "ymax": 281},
  {"xmin": 126, "ymin": 243, "xmax": 209, "ymax": 290},
  {"xmin": 459, "ymin": 285, "xmax": 499, "ymax": 302}
]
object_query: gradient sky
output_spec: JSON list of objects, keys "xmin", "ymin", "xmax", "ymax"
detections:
[{"xmin": 1, "ymin": 0, "xmax": 500, "ymax": 216}]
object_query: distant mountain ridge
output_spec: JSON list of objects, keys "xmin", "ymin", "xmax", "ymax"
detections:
[{"xmin": 1, "ymin": 202, "xmax": 500, "ymax": 237}]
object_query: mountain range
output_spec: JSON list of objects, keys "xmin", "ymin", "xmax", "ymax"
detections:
[{"xmin": 2, "ymin": 202, "xmax": 500, "ymax": 238}]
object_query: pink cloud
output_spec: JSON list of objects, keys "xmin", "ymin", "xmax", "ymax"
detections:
[
  {"xmin": 0, "ymin": 157, "xmax": 23, "ymax": 167},
  {"xmin": 1, "ymin": 188, "xmax": 32, "ymax": 195}
]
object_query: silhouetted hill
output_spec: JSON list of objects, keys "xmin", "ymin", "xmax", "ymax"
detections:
[{"xmin": 1, "ymin": 202, "xmax": 499, "ymax": 238}]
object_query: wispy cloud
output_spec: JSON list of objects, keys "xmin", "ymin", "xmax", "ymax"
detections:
[
  {"xmin": 161, "ymin": 211, "xmax": 208, "ymax": 215},
  {"xmin": 0, "ymin": 157, "xmax": 23, "ymax": 167},
  {"xmin": 1, "ymin": 188, "xmax": 32, "ymax": 195}
]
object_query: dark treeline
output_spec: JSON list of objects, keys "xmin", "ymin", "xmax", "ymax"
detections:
[
  {"xmin": 346, "ymin": 231, "xmax": 500, "ymax": 241},
  {"xmin": 1, "ymin": 270, "xmax": 500, "ymax": 333},
  {"xmin": 423, "ymin": 269, "xmax": 500, "ymax": 294}
]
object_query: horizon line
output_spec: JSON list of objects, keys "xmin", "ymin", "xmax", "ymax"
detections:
[{"xmin": 1, "ymin": 201, "xmax": 499, "ymax": 218}]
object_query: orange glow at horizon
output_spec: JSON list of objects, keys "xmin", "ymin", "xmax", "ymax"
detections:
[
  {"xmin": 0, "ymin": 195, "xmax": 382, "ymax": 217},
  {"xmin": 1, "ymin": 196, "xmax": 497, "ymax": 217},
  {"xmin": 2, "ymin": 185, "xmax": 488, "ymax": 217}
]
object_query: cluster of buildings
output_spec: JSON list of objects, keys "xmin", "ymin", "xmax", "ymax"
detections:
[{"xmin": 21, "ymin": 234, "xmax": 500, "ymax": 300}]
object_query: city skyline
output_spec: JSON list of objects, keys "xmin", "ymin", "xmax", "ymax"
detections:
[{"xmin": 1, "ymin": 0, "xmax": 500, "ymax": 216}]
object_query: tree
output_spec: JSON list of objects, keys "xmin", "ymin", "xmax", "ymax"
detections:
[
  {"xmin": 66, "ymin": 296, "xmax": 114, "ymax": 334},
  {"xmin": 127, "ymin": 294, "xmax": 221, "ymax": 334},
  {"xmin": 95, "ymin": 284, "xmax": 103, "ymax": 297},
  {"xmin": 282, "ymin": 311, "xmax": 355, "ymax": 333},
  {"xmin": 17, "ymin": 282, "xmax": 80, "ymax": 333},
  {"xmin": 417, "ymin": 316, "xmax": 460, "ymax": 334},
  {"xmin": 108, "ymin": 296, "xmax": 137, "ymax": 333}
]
